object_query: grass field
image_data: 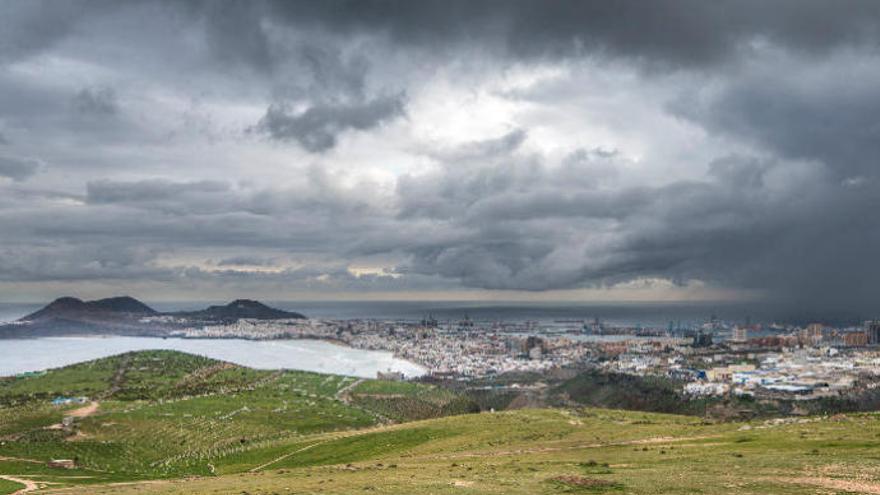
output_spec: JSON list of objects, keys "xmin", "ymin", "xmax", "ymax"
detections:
[
  {"xmin": 27, "ymin": 408, "xmax": 880, "ymax": 495},
  {"xmin": 0, "ymin": 478, "xmax": 25, "ymax": 495},
  {"xmin": 0, "ymin": 350, "xmax": 471, "ymax": 488},
  {"xmin": 3, "ymin": 350, "xmax": 880, "ymax": 494},
  {"xmin": 347, "ymin": 378, "xmax": 478, "ymax": 421}
]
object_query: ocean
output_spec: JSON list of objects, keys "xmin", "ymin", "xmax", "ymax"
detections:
[
  {"xmin": 0, "ymin": 300, "xmax": 868, "ymax": 327},
  {"xmin": 0, "ymin": 336, "xmax": 426, "ymax": 378}
]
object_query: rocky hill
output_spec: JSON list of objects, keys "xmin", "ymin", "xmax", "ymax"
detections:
[
  {"xmin": 21, "ymin": 296, "xmax": 158, "ymax": 322},
  {"xmin": 0, "ymin": 296, "xmax": 305, "ymax": 338},
  {"xmin": 172, "ymin": 299, "xmax": 305, "ymax": 321}
]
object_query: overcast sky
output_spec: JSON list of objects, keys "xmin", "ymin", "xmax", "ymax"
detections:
[{"xmin": 1, "ymin": 1, "xmax": 879, "ymax": 311}]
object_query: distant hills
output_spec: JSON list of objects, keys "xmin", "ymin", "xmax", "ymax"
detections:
[
  {"xmin": 23, "ymin": 296, "xmax": 158, "ymax": 322},
  {"xmin": 0, "ymin": 295, "xmax": 305, "ymax": 338},
  {"xmin": 171, "ymin": 299, "xmax": 306, "ymax": 321}
]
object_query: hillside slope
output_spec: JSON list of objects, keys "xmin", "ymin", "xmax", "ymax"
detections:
[
  {"xmin": 22, "ymin": 296, "xmax": 158, "ymax": 321},
  {"xmin": 3, "ymin": 351, "xmax": 880, "ymax": 494},
  {"xmin": 0, "ymin": 351, "xmax": 473, "ymax": 487},
  {"xmin": 31, "ymin": 408, "xmax": 880, "ymax": 495},
  {"xmin": 171, "ymin": 299, "xmax": 305, "ymax": 320},
  {"xmin": 2, "ymin": 297, "xmax": 306, "ymax": 338}
]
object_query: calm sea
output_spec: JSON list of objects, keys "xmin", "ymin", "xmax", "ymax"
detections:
[
  {"xmin": 0, "ymin": 336, "xmax": 426, "ymax": 378},
  {"xmin": 0, "ymin": 300, "xmax": 868, "ymax": 327}
]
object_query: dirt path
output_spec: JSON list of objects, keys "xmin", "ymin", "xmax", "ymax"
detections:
[
  {"xmin": 335, "ymin": 378, "xmax": 365, "ymax": 404},
  {"xmin": 0, "ymin": 475, "xmax": 38, "ymax": 494},
  {"xmin": 43, "ymin": 402, "xmax": 101, "ymax": 432},
  {"xmin": 245, "ymin": 422, "xmax": 406, "ymax": 473},
  {"xmin": 246, "ymin": 420, "xmax": 719, "ymax": 472},
  {"xmin": 66, "ymin": 402, "xmax": 99, "ymax": 418},
  {"xmin": 249, "ymin": 440, "xmax": 330, "ymax": 472},
  {"xmin": 41, "ymin": 479, "xmax": 172, "ymax": 494},
  {"xmin": 101, "ymin": 355, "xmax": 131, "ymax": 399},
  {"xmin": 0, "ymin": 456, "xmax": 43, "ymax": 464}
]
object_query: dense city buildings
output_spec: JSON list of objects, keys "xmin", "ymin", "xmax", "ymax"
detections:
[
  {"xmin": 866, "ymin": 320, "xmax": 880, "ymax": 345},
  {"xmin": 163, "ymin": 313, "xmax": 880, "ymax": 405}
]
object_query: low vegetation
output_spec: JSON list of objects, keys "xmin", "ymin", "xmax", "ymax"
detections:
[
  {"xmin": 2, "ymin": 351, "xmax": 880, "ymax": 494},
  {"xmin": 0, "ymin": 478, "xmax": 25, "ymax": 495},
  {"xmin": 348, "ymin": 379, "xmax": 479, "ymax": 421},
  {"xmin": 0, "ymin": 350, "xmax": 469, "ymax": 482}
]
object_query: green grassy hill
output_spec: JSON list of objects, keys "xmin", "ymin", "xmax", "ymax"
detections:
[
  {"xmin": 0, "ymin": 350, "xmax": 470, "ymax": 487},
  {"xmin": 2, "ymin": 351, "xmax": 880, "ymax": 494}
]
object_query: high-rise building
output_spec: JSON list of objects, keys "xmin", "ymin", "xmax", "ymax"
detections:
[
  {"xmin": 844, "ymin": 332, "xmax": 869, "ymax": 347},
  {"xmin": 732, "ymin": 326, "xmax": 748, "ymax": 342},
  {"xmin": 865, "ymin": 320, "xmax": 880, "ymax": 345},
  {"xmin": 693, "ymin": 329, "xmax": 713, "ymax": 347},
  {"xmin": 799, "ymin": 323, "xmax": 824, "ymax": 346},
  {"xmin": 806, "ymin": 323, "xmax": 823, "ymax": 338}
]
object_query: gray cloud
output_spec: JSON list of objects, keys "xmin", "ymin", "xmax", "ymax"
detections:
[
  {"xmin": 6, "ymin": 1, "xmax": 880, "ymax": 72},
  {"xmin": 671, "ymin": 59, "xmax": 880, "ymax": 180},
  {"xmin": 1, "ymin": 0, "xmax": 880, "ymax": 314},
  {"xmin": 73, "ymin": 87, "xmax": 118, "ymax": 116},
  {"xmin": 250, "ymin": 0, "xmax": 880, "ymax": 69},
  {"xmin": 0, "ymin": 1, "xmax": 103, "ymax": 63},
  {"xmin": 0, "ymin": 155, "xmax": 42, "ymax": 181},
  {"xmin": 424, "ymin": 129, "xmax": 528, "ymax": 162},
  {"xmin": 87, "ymin": 179, "xmax": 229, "ymax": 204},
  {"xmin": 0, "ymin": 243, "xmax": 166, "ymax": 283},
  {"xmin": 255, "ymin": 94, "xmax": 406, "ymax": 152},
  {"xmin": 216, "ymin": 255, "xmax": 277, "ymax": 267}
]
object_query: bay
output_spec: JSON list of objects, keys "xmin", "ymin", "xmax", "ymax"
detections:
[{"xmin": 0, "ymin": 336, "xmax": 425, "ymax": 378}]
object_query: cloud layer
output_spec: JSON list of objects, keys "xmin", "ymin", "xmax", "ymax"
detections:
[{"xmin": 1, "ymin": 1, "xmax": 879, "ymax": 313}]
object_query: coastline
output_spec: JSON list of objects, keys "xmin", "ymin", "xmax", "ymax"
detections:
[{"xmin": 0, "ymin": 335, "xmax": 427, "ymax": 379}]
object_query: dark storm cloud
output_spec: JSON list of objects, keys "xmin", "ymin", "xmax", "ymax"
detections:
[
  {"xmin": 0, "ymin": 243, "xmax": 166, "ymax": 282},
  {"xmin": 392, "ymin": 147, "xmax": 672, "ymax": 290},
  {"xmin": 0, "ymin": 155, "xmax": 42, "ymax": 181},
  {"xmin": 194, "ymin": 0, "xmax": 275, "ymax": 73},
  {"xmin": 671, "ymin": 61, "xmax": 880, "ymax": 180},
  {"xmin": 397, "ymin": 144, "xmax": 621, "ymax": 220},
  {"xmin": 19, "ymin": 0, "xmax": 866, "ymax": 84},
  {"xmin": 0, "ymin": 1, "xmax": 103, "ymax": 63},
  {"xmin": 244, "ymin": 0, "xmax": 880, "ymax": 69},
  {"xmin": 73, "ymin": 87, "xmax": 118, "ymax": 116},
  {"xmin": 6, "ymin": 1, "xmax": 880, "ymax": 72},
  {"xmin": 81, "ymin": 170, "xmax": 382, "ymax": 222},
  {"xmin": 2, "ymin": 0, "xmax": 880, "ymax": 311},
  {"xmin": 385, "ymin": 125, "xmax": 878, "ymax": 310},
  {"xmin": 255, "ymin": 94, "xmax": 406, "ymax": 152}
]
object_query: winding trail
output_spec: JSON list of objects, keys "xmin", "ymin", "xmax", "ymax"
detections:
[
  {"xmin": 101, "ymin": 355, "xmax": 131, "ymax": 399},
  {"xmin": 0, "ymin": 456, "xmax": 42, "ymax": 464},
  {"xmin": 335, "ymin": 378, "xmax": 365, "ymax": 404},
  {"xmin": 248, "ymin": 440, "xmax": 330, "ymax": 472}
]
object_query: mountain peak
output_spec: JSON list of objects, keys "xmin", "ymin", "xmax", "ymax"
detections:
[
  {"xmin": 21, "ymin": 295, "xmax": 157, "ymax": 322},
  {"xmin": 90, "ymin": 296, "xmax": 158, "ymax": 315},
  {"xmin": 175, "ymin": 299, "xmax": 305, "ymax": 321},
  {"xmin": 46, "ymin": 296, "xmax": 86, "ymax": 307},
  {"xmin": 228, "ymin": 299, "xmax": 267, "ymax": 308}
]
